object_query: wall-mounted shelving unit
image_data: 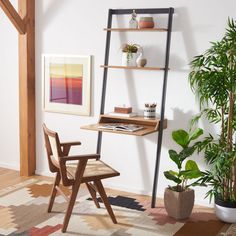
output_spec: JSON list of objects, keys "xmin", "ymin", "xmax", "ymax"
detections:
[{"xmin": 81, "ymin": 7, "xmax": 174, "ymax": 208}]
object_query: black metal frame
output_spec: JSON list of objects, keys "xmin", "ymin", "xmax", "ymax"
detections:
[{"xmin": 97, "ymin": 8, "xmax": 174, "ymax": 208}]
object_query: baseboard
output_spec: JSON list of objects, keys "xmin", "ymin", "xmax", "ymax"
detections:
[
  {"xmin": 103, "ymin": 181, "xmax": 153, "ymax": 196},
  {"xmin": 35, "ymin": 170, "xmax": 214, "ymax": 208},
  {"xmin": 0, "ymin": 161, "xmax": 19, "ymax": 171},
  {"xmin": 103, "ymin": 182, "xmax": 214, "ymax": 208},
  {"xmin": 35, "ymin": 169, "xmax": 54, "ymax": 177}
]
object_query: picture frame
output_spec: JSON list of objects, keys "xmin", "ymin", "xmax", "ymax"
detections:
[{"xmin": 42, "ymin": 54, "xmax": 91, "ymax": 116}]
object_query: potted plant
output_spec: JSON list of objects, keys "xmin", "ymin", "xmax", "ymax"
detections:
[
  {"xmin": 189, "ymin": 19, "xmax": 236, "ymax": 223},
  {"xmin": 164, "ymin": 127, "xmax": 204, "ymax": 220},
  {"xmin": 121, "ymin": 43, "xmax": 140, "ymax": 66}
]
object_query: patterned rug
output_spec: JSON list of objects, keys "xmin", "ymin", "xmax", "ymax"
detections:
[{"xmin": 0, "ymin": 179, "xmax": 235, "ymax": 236}]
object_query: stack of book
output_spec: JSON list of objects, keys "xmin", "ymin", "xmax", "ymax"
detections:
[{"xmin": 108, "ymin": 106, "xmax": 137, "ymax": 117}]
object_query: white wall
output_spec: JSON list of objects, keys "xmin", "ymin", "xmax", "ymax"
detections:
[
  {"xmin": 0, "ymin": 0, "xmax": 19, "ymax": 170},
  {"xmin": 0, "ymin": 0, "xmax": 236, "ymax": 206}
]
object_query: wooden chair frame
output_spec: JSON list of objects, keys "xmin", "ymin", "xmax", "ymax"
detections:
[{"xmin": 43, "ymin": 124, "xmax": 119, "ymax": 232}]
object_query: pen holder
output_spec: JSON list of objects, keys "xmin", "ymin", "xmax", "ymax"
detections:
[{"xmin": 144, "ymin": 107, "xmax": 156, "ymax": 119}]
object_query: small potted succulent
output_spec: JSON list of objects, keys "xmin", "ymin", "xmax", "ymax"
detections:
[
  {"xmin": 164, "ymin": 127, "xmax": 204, "ymax": 220},
  {"xmin": 121, "ymin": 43, "xmax": 140, "ymax": 66}
]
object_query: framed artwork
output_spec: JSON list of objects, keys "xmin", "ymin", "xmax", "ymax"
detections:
[{"xmin": 43, "ymin": 54, "xmax": 91, "ymax": 116}]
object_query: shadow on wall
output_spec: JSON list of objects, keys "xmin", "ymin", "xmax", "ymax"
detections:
[
  {"xmin": 113, "ymin": 7, "xmax": 207, "ymax": 190},
  {"xmin": 170, "ymin": 7, "xmax": 198, "ymax": 71}
]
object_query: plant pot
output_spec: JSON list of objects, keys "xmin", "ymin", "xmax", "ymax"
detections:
[
  {"xmin": 139, "ymin": 17, "xmax": 154, "ymax": 29},
  {"xmin": 215, "ymin": 196, "xmax": 236, "ymax": 223},
  {"xmin": 164, "ymin": 188, "xmax": 194, "ymax": 220},
  {"xmin": 144, "ymin": 107, "xmax": 156, "ymax": 119},
  {"xmin": 122, "ymin": 52, "xmax": 138, "ymax": 66}
]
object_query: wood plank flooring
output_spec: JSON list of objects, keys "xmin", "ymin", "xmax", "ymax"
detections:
[{"xmin": 0, "ymin": 167, "xmax": 52, "ymax": 190}]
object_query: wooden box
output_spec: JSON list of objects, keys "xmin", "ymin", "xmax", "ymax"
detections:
[{"xmin": 114, "ymin": 106, "xmax": 132, "ymax": 114}]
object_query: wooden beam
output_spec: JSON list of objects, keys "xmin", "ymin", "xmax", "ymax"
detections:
[
  {"xmin": 0, "ymin": 0, "xmax": 25, "ymax": 34},
  {"xmin": 18, "ymin": 0, "xmax": 35, "ymax": 176}
]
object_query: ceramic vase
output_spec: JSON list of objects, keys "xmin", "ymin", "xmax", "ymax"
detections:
[
  {"xmin": 144, "ymin": 107, "xmax": 156, "ymax": 119},
  {"xmin": 139, "ymin": 16, "xmax": 154, "ymax": 29},
  {"xmin": 122, "ymin": 52, "xmax": 138, "ymax": 66}
]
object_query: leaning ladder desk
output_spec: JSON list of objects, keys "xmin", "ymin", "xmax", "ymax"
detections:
[{"xmin": 81, "ymin": 7, "xmax": 174, "ymax": 208}]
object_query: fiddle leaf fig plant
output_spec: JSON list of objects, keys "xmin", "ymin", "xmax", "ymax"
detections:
[{"xmin": 164, "ymin": 128, "xmax": 205, "ymax": 192}]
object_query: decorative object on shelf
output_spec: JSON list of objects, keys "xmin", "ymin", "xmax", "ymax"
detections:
[
  {"xmin": 108, "ymin": 112, "xmax": 137, "ymax": 118},
  {"xmin": 136, "ymin": 48, "xmax": 147, "ymax": 67},
  {"xmin": 129, "ymin": 10, "xmax": 138, "ymax": 28},
  {"xmin": 144, "ymin": 103, "xmax": 156, "ymax": 119},
  {"xmin": 114, "ymin": 105, "xmax": 132, "ymax": 114},
  {"xmin": 189, "ymin": 19, "xmax": 236, "ymax": 223},
  {"xmin": 43, "ymin": 54, "xmax": 91, "ymax": 116},
  {"xmin": 121, "ymin": 43, "xmax": 140, "ymax": 66},
  {"xmin": 164, "ymin": 127, "xmax": 204, "ymax": 220},
  {"xmin": 139, "ymin": 16, "xmax": 154, "ymax": 29}
]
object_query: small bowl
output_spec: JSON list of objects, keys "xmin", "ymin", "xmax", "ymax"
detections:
[{"xmin": 139, "ymin": 17, "xmax": 154, "ymax": 29}]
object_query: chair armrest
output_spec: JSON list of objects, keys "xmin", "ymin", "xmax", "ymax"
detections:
[
  {"xmin": 60, "ymin": 141, "xmax": 82, "ymax": 156},
  {"xmin": 60, "ymin": 154, "xmax": 100, "ymax": 162},
  {"xmin": 61, "ymin": 141, "xmax": 81, "ymax": 147}
]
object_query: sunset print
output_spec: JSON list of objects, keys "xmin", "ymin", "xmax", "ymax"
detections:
[{"xmin": 49, "ymin": 63, "xmax": 83, "ymax": 105}]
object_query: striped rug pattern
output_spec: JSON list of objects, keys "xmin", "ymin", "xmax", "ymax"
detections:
[{"xmin": 0, "ymin": 180, "xmax": 234, "ymax": 236}]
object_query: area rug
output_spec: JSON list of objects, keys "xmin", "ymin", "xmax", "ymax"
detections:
[{"xmin": 0, "ymin": 180, "xmax": 234, "ymax": 236}]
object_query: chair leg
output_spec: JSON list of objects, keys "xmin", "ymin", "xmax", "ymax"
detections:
[
  {"xmin": 62, "ymin": 182, "xmax": 81, "ymax": 232},
  {"xmin": 86, "ymin": 183, "xmax": 100, "ymax": 208},
  {"xmin": 48, "ymin": 172, "xmax": 61, "ymax": 213},
  {"xmin": 94, "ymin": 180, "xmax": 117, "ymax": 224}
]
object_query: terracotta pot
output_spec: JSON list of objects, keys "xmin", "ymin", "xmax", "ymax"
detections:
[
  {"xmin": 164, "ymin": 188, "xmax": 194, "ymax": 220},
  {"xmin": 139, "ymin": 17, "xmax": 154, "ymax": 29}
]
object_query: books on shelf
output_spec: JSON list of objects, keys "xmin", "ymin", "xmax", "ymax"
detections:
[
  {"xmin": 108, "ymin": 112, "xmax": 137, "ymax": 118},
  {"xmin": 98, "ymin": 123, "xmax": 144, "ymax": 132}
]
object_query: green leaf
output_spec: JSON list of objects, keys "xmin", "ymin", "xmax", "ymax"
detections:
[
  {"xmin": 179, "ymin": 146, "xmax": 195, "ymax": 161},
  {"xmin": 169, "ymin": 170, "xmax": 178, "ymax": 176},
  {"xmin": 180, "ymin": 160, "xmax": 203, "ymax": 179},
  {"xmin": 169, "ymin": 150, "xmax": 181, "ymax": 169},
  {"xmin": 164, "ymin": 171, "xmax": 181, "ymax": 184},
  {"xmin": 185, "ymin": 160, "xmax": 200, "ymax": 171},
  {"xmin": 180, "ymin": 170, "xmax": 203, "ymax": 179},
  {"xmin": 172, "ymin": 130, "xmax": 189, "ymax": 148},
  {"xmin": 189, "ymin": 128, "xmax": 203, "ymax": 141}
]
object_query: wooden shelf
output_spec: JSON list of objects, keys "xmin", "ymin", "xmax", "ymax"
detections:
[
  {"xmin": 104, "ymin": 28, "xmax": 168, "ymax": 32},
  {"xmin": 80, "ymin": 114, "xmax": 167, "ymax": 136},
  {"xmin": 101, "ymin": 65, "xmax": 165, "ymax": 71}
]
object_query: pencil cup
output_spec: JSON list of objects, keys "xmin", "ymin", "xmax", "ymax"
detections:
[{"xmin": 144, "ymin": 107, "xmax": 156, "ymax": 119}]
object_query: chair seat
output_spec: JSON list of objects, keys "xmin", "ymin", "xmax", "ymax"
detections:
[{"xmin": 66, "ymin": 160, "xmax": 120, "ymax": 182}]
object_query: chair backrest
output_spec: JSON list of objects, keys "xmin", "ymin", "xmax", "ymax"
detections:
[{"xmin": 43, "ymin": 123, "xmax": 63, "ymax": 173}]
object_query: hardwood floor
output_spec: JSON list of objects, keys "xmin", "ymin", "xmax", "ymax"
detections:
[{"xmin": 0, "ymin": 167, "xmax": 52, "ymax": 190}]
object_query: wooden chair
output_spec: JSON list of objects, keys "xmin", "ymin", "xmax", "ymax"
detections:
[{"xmin": 43, "ymin": 124, "xmax": 120, "ymax": 233}]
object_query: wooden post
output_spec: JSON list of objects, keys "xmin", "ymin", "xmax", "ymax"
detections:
[
  {"xmin": 18, "ymin": 0, "xmax": 35, "ymax": 176},
  {"xmin": 0, "ymin": 0, "xmax": 35, "ymax": 176}
]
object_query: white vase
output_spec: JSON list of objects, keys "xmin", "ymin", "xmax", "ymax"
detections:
[
  {"xmin": 136, "ymin": 52, "xmax": 147, "ymax": 67},
  {"xmin": 122, "ymin": 52, "xmax": 138, "ymax": 66}
]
